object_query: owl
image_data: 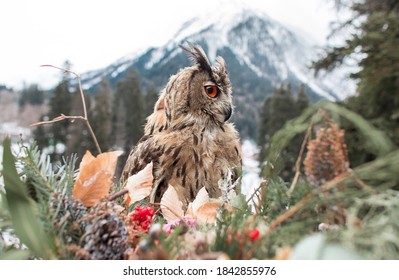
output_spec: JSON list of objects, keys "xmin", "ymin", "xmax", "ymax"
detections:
[{"xmin": 122, "ymin": 42, "xmax": 241, "ymax": 210}]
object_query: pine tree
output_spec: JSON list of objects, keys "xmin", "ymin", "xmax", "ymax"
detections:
[
  {"xmin": 122, "ymin": 70, "xmax": 144, "ymax": 149},
  {"xmin": 111, "ymin": 69, "xmax": 144, "ymax": 175},
  {"xmin": 91, "ymin": 79, "xmax": 113, "ymax": 152},
  {"xmin": 314, "ymin": 0, "xmax": 399, "ymax": 166},
  {"xmin": 19, "ymin": 84, "xmax": 44, "ymax": 107},
  {"xmin": 257, "ymin": 97, "xmax": 272, "ymax": 161},
  {"xmin": 143, "ymin": 85, "xmax": 159, "ymax": 119},
  {"xmin": 258, "ymin": 84, "xmax": 310, "ymax": 180},
  {"xmin": 295, "ymin": 84, "xmax": 310, "ymax": 114},
  {"xmin": 268, "ymin": 84, "xmax": 297, "ymax": 135},
  {"xmin": 65, "ymin": 88, "xmax": 93, "ymax": 159},
  {"xmin": 33, "ymin": 60, "xmax": 72, "ymax": 160},
  {"xmin": 258, "ymin": 84, "xmax": 297, "ymax": 158}
]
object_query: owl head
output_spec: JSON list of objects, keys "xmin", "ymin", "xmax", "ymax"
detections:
[{"xmin": 161, "ymin": 42, "xmax": 233, "ymax": 129}]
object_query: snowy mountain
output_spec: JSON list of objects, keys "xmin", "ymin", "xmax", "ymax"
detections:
[{"xmin": 77, "ymin": 5, "xmax": 354, "ymax": 137}]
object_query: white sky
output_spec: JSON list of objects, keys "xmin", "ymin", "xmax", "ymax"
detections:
[{"xmin": 0, "ymin": 0, "xmax": 338, "ymax": 90}]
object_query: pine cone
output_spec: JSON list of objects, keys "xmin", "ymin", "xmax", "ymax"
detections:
[
  {"xmin": 80, "ymin": 200, "xmax": 129, "ymax": 260},
  {"xmin": 304, "ymin": 122, "xmax": 349, "ymax": 187},
  {"xmin": 50, "ymin": 192, "xmax": 88, "ymax": 244}
]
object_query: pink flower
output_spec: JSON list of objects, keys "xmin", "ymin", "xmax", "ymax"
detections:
[{"xmin": 162, "ymin": 216, "xmax": 197, "ymax": 235}]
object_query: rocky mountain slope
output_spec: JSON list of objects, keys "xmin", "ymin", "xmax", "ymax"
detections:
[{"xmin": 77, "ymin": 6, "xmax": 352, "ymax": 137}]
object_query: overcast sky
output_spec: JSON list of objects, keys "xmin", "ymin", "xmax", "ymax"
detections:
[{"xmin": 0, "ymin": 0, "xmax": 339, "ymax": 90}]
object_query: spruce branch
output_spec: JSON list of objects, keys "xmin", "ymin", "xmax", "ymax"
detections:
[
  {"xmin": 30, "ymin": 64, "xmax": 102, "ymax": 154},
  {"xmin": 265, "ymin": 171, "xmax": 351, "ymax": 237}
]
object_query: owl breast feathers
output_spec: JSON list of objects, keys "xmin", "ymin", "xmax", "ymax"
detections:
[{"xmin": 122, "ymin": 42, "xmax": 242, "ymax": 209}]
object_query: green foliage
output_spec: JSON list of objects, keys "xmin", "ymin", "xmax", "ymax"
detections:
[
  {"xmin": 339, "ymin": 190, "xmax": 399, "ymax": 259},
  {"xmin": 314, "ymin": 0, "xmax": 399, "ymax": 167},
  {"xmin": 19, "ymin": 84, "xmax": 44, "ymax": 107},
  {"xmin": 258, "ymin": 84, "xmax": 310, "ymax": 180},
  {"xmin": 323, "ymin": 102, "xmax": 396, "ymax": 156},
  {"xmin": 65, "ymin": 89, "xmax": 93, "ymax": 159},
  {"xmin": 4, "ymin": 87, "xmax": 399, "ymax": 259},
  {"xmin": 119, "ymin": 69, "xmax": 144, "ymax": 148},
  {"xmin": 255, "ymin": 99, "xmax": 399, "ymax": 259},
  {"xmin": 111, "ymin": 69, "xmax": 145, "ymax": 174},
  {"xmin": 91, "ymin": 79, "xmax": 113, "ymax": 152},
  {"xmin": 263, "ymin": 101, "xmax": 396, "ymax": 179},
  {"xmin": 48, "ymin": 81, "xmax": 72, "ymax": 145},
  {"xmin": 2, "ymin": 138, "xmax": 56, "ymax": 259},
  {"xmin": 212, "ymin": 202, "xmax": 253, "ymax": 259},
  {"xmin": 0, "ymin": 138, "xmax": 79, "ymax": 259},
  {"xmin": 143, "ymin": 85, "xmax": 159, "ymax": 118}
]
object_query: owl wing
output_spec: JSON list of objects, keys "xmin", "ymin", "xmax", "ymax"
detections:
[
  {"xmin": 144, "ymin": 90, "xmax": 168, "ymax": 136},
  {"xmin": 121, "ymin": 136, "xmax": 160, "ymax": 182}
]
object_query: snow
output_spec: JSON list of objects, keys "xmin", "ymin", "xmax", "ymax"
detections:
[
  {"xmin": 76, "ymin": 1, "xmax": 356, "ymax": 100},
  {"xmin": 77, "ymin": 48, "xmax": 147, "ymax": 89},
  {"xmin": 0, "ymin": 122, "xmax": 31, "ymax": 139},
  {"xmin": 110, "ymin": 63, "xmax": 130, "ymax": 78},
  {"xmin": 240, "ymin": 139, "xmax": 262, "ymax": 201},
  {"xmin": 145, "ymin": 48, "xmax": 167, "ymax": 70},
  {"xmin": 0, "ymin": 146, "xmax": 3, "ymax": 193},
  {"xmin": 163, "ymin": 5, "xmax": 355, "ymax": 99}
]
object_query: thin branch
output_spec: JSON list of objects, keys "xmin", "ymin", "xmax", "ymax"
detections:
[
  {"xmin": 31, "ymin": 115, "xmax": 85, "ymax": 126},
  {"xmin": 108, "ymin": 188, "xmax": 128, "ymax": 201},
  {"xmin": 246, "ymin": 179, "xmax": 267, "ymax": 205},
  {"xmin": 265, "ymin": 192, "xmax": 314, "ymax": 236},
  {"xmin": 288, "ymin": 123, "xmax": 313, "ymax": 195},
  {"xmin": 256, "ymin": 179, "xmax": 268, "ymax": 213},
  {"xmin": 31, "ymin": 64, "xmax": 101, "ymax": 154}
]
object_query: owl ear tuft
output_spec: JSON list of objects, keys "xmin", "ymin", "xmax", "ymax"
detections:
[
  {"xmin": 215, "ymin": 56, "xmax": 228, "ymax": 77},
  {"xmin": 180, "ymin": 42, "xmax": 212, "ymax": 76}
]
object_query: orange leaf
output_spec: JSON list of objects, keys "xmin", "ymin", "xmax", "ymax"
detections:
[
  {"xmin": 126, "ymin": 162, "xmax": 154, "ymax": 205},
  {"xmin": 73, "ymin": 150, "xmax": 123, "ymax": 207},
  {"xmin": 160, "ymin": 185, "xmax": 184, "ymax": 222},
  {"xmin": 186, "ymin": 187, "xmax": 223, "ymax": 224},
  {"xmin": 195, "ymin": 201, "xmax": 222, "ymax": 224}
]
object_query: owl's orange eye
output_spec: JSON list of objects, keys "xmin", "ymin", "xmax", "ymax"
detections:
[{"xmin": 204, "ymin": 85, "xmax": 218, "ymax": 98}]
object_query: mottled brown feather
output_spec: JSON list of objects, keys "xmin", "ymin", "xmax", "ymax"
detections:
[{"xmin": 122, "ymin": 43, "xmax": 241, "ymax": 210}]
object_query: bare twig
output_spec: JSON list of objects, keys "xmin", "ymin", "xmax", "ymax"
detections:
[
  {"xmin": 288, "ymin": 123, "xmax": 313, "ymax": 195},
  {"xmin": 352, "ymin": 173, "xmax": 376, "ymax": 193},
  {"xmin": 108, "ymin": 188, "xmax": 128, "ymax": 201},
  {"xmin": 246, "ymin": 179, "xmax": 267, "ymax": 206},
  {"xmin": 31, "ymin": 65, "xmax": 101, "ymax": 154},
  {"xmin": 255, "ymin": 179, "xmax": 268, "ymax": 213}
]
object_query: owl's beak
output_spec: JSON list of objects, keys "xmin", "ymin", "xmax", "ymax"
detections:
[{"xmin": 224, "ymin": 106, "xmax": 232, "ymax": 122}]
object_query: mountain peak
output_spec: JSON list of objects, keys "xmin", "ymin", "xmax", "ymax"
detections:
[
  {"xmin": 81, "ymin": 5, "xmax": 353, "ymax": 101},
  {"xmin": 77, "ymin": 6, "xmax": 355, "ymax": 138},
  {"xmin": 171, "ymin": 7, "xmax": 276, "ymax": 64}
]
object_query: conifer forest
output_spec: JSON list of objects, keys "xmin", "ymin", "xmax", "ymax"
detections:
[{"xmin": 1, "ymin": 0, "xmax": 399, "ymax": 260}]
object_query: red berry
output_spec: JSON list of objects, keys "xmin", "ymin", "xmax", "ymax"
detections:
[
  {"xmin": 129, "ymin": 205, "xmax": 155, "ymax": 233},
  {"xmin": 247, "ymin": 229, "xmax": 260, "ymax": 241}
]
